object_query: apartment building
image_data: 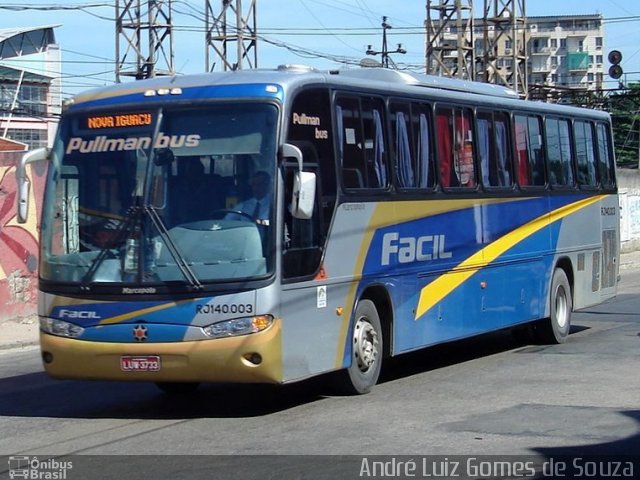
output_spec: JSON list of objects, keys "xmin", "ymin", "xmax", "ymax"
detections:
[
  {"xmin": 0, "ymin": 25, "xmax": 61, "ymax": 150},
  {"xmin": 528, "ymin": 14, "xmax": 605, "ymax": 92},
  {"xmin": 428, "ymin": 13, "xmax": 605, "ymax": 96}
]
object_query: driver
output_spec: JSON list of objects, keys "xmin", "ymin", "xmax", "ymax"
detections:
[{"xmin": 227, "ymin": 171, "xmax": 271, "ymax": 222}]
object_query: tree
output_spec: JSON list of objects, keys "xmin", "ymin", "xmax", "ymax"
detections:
[{"xmin": 608, "ymin": 82, "xmax": 640, "ymax": 166}]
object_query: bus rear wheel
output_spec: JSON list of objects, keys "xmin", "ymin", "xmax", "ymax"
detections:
[
  {"xmin": 536, "ymin": 268, "xmax": 572, "ymax": 344},
  {"xmin": 333, "ymin": 299, "xmax": 383, "ymax": 395}
]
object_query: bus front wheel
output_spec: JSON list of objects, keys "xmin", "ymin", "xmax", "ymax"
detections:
[
  {"xmin": 334, "ymin": 299, "xmax": 383, "ymax": 395},
  {"xmin": 536, "ymin": 268, "xmax": 572, "ymax": 344}
]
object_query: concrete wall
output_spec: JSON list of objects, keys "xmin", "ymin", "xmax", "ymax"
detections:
[
  {"xmin": 0, "ymin": 151, "xmax": 46, "ymax": 322},
  {"xmin": 618, "ymin": 168, "xmax": 640, "ymax": 253}
]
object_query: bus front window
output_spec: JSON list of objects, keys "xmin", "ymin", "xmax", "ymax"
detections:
[{"xmin": 41, "ymin": 104, "xmax": 278, "ymax": 287}]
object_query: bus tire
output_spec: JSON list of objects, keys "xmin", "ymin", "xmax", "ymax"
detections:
[
  {"xmin": 536, "ymin": 268, "xmax": 572, "ymax": 344},
  {"xmin": 155, "ymin": 382, "xmax": 200, "ymax": 394},
  {"xmin": 334, "ymin": 299, "xmax": 383, "ymax": 395}
]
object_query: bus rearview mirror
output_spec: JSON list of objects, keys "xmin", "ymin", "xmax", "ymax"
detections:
[
  {"xmin": 292, "ymin": 171, "xmax": 316, "ymax": 220},
  {"xmin": 16, "ymin": 147, "xmax": 49, "ymax": 224}
]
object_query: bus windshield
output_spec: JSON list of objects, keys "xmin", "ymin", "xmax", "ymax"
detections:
[{"xmin": 41, "ymin": 103, "xmax": 279, "ymax": 287}]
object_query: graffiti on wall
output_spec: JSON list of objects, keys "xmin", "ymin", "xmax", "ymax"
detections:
[{"xmin": 0, "ymin": 153, "xmax": 46, "ymax": 321}]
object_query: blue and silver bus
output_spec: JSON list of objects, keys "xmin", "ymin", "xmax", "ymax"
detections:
[{"xmin": 17, "ymin": 66, "xmax": 619, "ymax": 394}]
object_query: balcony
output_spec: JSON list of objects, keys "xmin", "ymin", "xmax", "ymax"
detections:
[
  {"xmin": 530, "ymin": 47, "xmax": 551, "ymax": 55},
  {"xmin": 567, "ymin": 52, "xmax": 589, "ymax": 71},
  {"xmin": 531, "ymin": 65, "xmax": 551, "ymax": 73}
]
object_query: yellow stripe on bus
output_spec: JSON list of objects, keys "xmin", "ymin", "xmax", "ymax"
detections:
[
  {"xmin": 414, "ymin": 195, "xmax": 605, "ymax": 320},
  {"xmin": 333, "ymin": 197, "xmax": 530, "ymax": 368},
  {"xmin": 98, "ymin": 301, "xmax": 189, "ymax": 325}
]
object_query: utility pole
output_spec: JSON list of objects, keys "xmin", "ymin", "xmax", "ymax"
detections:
[
  {"xmin": 115, "ymin": 0, "xmax": 175, "ymax": 82},
  {"xmin": 366, "ymin": 16, "xmax": 406, "ymax": 68},
  {"xmin": 425, "ymin": 0, "xmax": 475, "ymax": 80},
  {"xmin": 481, "ymin": 0, "xmax": 527, "ymax": 96},
  {"xmin": 205, "ymin": 0, "xmax": 258, "ymax": 71}
]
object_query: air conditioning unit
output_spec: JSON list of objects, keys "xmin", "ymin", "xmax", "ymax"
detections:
[{"xmin": 505, "ymin": 48, "xmax": 512, "ymax": 55}]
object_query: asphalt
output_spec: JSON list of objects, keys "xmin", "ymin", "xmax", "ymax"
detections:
[{"xmin": 1, "ymin": 250, "xmax": 639, "ymax": 352}]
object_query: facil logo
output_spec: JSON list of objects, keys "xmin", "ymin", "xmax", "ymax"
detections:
[
  {"xmin": 58, "ymin": 309, "xmax": 101, "ymax": 320},
  {"xmin": 381, "ymin": 232, "xmax": 452, "ymax": 266}
]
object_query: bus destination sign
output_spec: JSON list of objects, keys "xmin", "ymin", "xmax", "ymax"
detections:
[{"xmin": 86, "ymin": 112, "xmax": 153, "ymax": 130}]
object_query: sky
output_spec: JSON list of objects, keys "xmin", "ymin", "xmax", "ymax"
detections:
[{"xmin": 1, "ymin": 0, "xmax": 640, "ymax": 98}]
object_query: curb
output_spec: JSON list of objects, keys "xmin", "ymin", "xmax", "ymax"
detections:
[{"xmin": 0, "ymin": 341, "xmax": 39, "ymax": 352}]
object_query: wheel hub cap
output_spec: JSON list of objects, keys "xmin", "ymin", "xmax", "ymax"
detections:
[{"xmin": 354, "ymin": 317, "xmax": 379, "ymax": 373}]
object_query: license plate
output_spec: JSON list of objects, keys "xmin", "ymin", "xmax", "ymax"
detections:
[{"xmin": 120, "ymin": 355, "xmax": 161, "ymax": 372}]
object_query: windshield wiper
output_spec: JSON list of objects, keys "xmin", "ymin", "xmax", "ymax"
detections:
[
  {"xmin": 144, "ymin": 205, "xmax": 202, "ymax": 290},
  {"xmin": 80, "ymin": 207, "xmax": 139, "ymax": 287}
]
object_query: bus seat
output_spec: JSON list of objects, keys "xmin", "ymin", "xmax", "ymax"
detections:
[
  {"xmin": 343, "ymin": 168, "xmax": 364, "ymax": 188},
  {"xmin": 172, "ymin": 157, "xmax": 216, "ymax": 224}
]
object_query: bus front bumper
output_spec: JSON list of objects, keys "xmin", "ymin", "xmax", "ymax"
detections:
[{"xmin": 39, "ymin": 321, "xmax": 282, "ymax": 384}]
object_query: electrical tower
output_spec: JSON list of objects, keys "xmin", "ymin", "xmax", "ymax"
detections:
[
  {"xmin": 205, "ymin": 0, "xmax": 258, "ymax": 71},
  {"xmin": 115, "ymin": 0, "xmax": 175, "ymax": 82},
  {"xmin": 481, "ymin": 0, "xmax": 527, "ymax": 96},
  {"xmin": 425, "ymin": 0, "xmax": 475, "ymax": 80}
]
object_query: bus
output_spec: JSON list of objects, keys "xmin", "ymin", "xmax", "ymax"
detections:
[{"xmin": 17, "ymin": 65, "xmax": 619, "ymax": 395}]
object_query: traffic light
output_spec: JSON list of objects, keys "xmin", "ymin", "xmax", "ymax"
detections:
[{"xmin": 608, "ymin": 50, "xmax": 623, "ymax": 80}]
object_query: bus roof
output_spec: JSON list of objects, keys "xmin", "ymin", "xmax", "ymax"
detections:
[{"xmin": 67, "ymin": 65, "xmax": 609, "ymax": 121}]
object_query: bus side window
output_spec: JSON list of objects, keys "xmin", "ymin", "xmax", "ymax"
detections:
[
  {"xmin": 336, "ymin": 96, "xmax": 387, "ymax": 190},
  {"xmin": 574, "ymin": 120, "xmax": 597, "ymax": 187},
  {"xmin": 436, "ymin": 106, "xmax": 476, "ymax": 189},
  {"xmin": 495, "ymin": 113, "xmax": 513, "ymax": 187},
  {"xmin": 361, "ymin": 98, "xmax": 388, "ymax": 188},
  {"xmin": 336, "ymin": 98, "xmax": 363, "ymax": 188},
  {"xmin": 390, "ymin": 102, "xmax": 414, "ymax": 188},
  {"xmin": 596, "ymin": 123, "xmax": 615, "ymax": 189},
  {"xmin": 414, "ymin": 104, "xmax": 435, "ymax": 189},
  {"xmin": 514, "ymin": 114, "xmax": 545, "ymax": 188},
  {"xmin": 436, "ymin": 108, "xmax": 454, "ymax": 188},
  {"xmin": 478, "ymin": 111, "xmax": 513, "ymax": 188},
  {"xmin": 527, "ymin": 116, "xmax": 545, "ymax": 186},
  {"xmin": 454, "ymin": 108, "xmax": 476, "ymax": 188},
  {"xmin": 546, "ymin": 117, "xmax": 575, "ymax": 187},
  {"xmin": 391, "ymin": 101, "xmax": 435, "ymax": 190},
  {"xmin": 514, "ymin": 115, "xmax": 531, "ymax": 186}
]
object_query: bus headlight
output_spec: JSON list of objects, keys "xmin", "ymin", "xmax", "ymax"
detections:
[
  {"xmin": 40, "ymin": 318, "xmax": 85, "ymax": 338},
  {"xmin": 202, "ymin": 315, "xmax": 273, "ymax": 339}
]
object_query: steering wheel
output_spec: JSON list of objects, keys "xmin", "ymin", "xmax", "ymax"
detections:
[{"xmin": 211, "ymin": 209, "xmax": 254, "ymax": 222}]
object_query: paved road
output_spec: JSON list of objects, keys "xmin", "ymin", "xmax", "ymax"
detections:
[{"xmin": 0, "ymin": 270, "xmax": 638, "ymax": 478}]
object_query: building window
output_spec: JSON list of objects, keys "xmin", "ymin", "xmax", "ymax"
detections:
[
  {"xmin": 596, "ymin": 37, "xmax": 603, "ymax": 48},
  {"xmin": 596, "ymin": 55, "xmax": 603, "ymax": 64},
  {"xmin": 560, "ymin": 38, "xmax": 567, "ymax": 49},
  {"xmin": 550, "ymin": 38, "xmax": 558, "ymax": 49},
  {"xmin": 5, "ymin": 128, "xmax": 47, "ymax": 149},
  {"xmin": 0, "ymin": 83, "xmax": 48, "ymax": 117},
  {"xmin": 588, "ymin": 73, "xmax": 594, "ymax": 82}
]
